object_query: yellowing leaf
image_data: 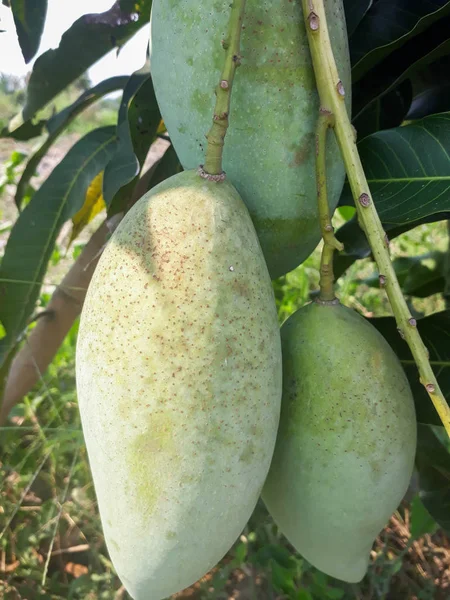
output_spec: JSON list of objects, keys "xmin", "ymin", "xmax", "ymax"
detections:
[
  {"xmin": 156, "ymin": 119, "xmax": 167, "ymax": 135},
  {"xmin": 69, "ymin": 171, "xmax": 105, "ymax": 244}
]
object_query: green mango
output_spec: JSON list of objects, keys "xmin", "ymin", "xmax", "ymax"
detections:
[
  {"xmin": 76, "ymin": 170, "xmax": 282, "ymax": 600},
  {"xmin": 262, "ymin": 300, "xmax": 417, "ymax": 582},
  {"xmin": 149, "ymin": 0, "xmax": 351, "ymax": 278}
]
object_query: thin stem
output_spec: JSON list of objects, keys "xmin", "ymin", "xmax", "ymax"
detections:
[
  {"xmin": 315, "ymin": 110, "xmax": 343, "ymax": 301},
  {"xmin": 203, "ymin": 0, "xmax": 246, "ymax": 176},
  {"xmin": 302, "ymin": 0, "xmax": 450, "ymax": 436}
]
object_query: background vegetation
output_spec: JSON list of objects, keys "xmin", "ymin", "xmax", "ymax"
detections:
[{"xmin": 1, "ymin": 1, "xmax": 450, "ymax": 599}]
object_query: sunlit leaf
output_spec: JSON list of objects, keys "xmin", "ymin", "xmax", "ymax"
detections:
[
  {"xmin": 0, "ymin": 127, "xmax": 117, "ymax": 368},
  {"xmin": 69, "ymin": 171, "xmax": 106, "ymax": 244}
]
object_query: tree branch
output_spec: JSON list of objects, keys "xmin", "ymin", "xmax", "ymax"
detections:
[{"xmin": 302, "ymin": 0, "xmax": 450, "ymax": 436}]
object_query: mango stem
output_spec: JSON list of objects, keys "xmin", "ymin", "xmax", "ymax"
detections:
[
  {"xmin": 203, "ymin": 0, "xmax": 246, "ymax": 176},
  {"xmin": 302, "ymin": 0, "xmax": 450, "ymax": 437},
  {"xmin": 315, "ymin": 109, "xmax": 343, "ymax": 302}
]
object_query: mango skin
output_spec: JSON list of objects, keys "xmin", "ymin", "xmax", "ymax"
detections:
[
  {"xmin": 149, "ymin": 0, "xmax": 351, "ymax": 278},
  {"xmin": 76, "ymin": 170, "xmax": 282, "ymax": 600},
  {"xmin": 262, "ymin": 301, "xmax": 417, "ymax": 582}
]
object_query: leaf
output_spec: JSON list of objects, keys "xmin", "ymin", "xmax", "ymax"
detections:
[
  {"xmin": 350, "ymin": 0, "xmax": 450, "ymax": 80},
  {"xmin": 11, "ymin": 0, "xmax": 152, "ymax": 127},
  {"xmin": 407, "ymin": 55, "xmax": 450, "ymax": 120},
  {"xmin": 369, "ymin": 310, "xmax": 450, "ymax": 426},
  {"xmin": 103, "ymin": 59, "xmax": 160, "ymax": 208},
  {"xmin": 353, "ymin": 79, "xmax": 412, "ymax": 140},
  {"xmin": 352, "ymin": 26, "xmax": 450, "ymax": 120},
  {"xmin": 69, "ymin": 171, "xmax": 105, "ymax": 244},
  {"xmin": 12, "ymin": 76, "xmax": 128, "ymax": 209},
  {"xmin": 0, "ymin": 127, "xmax": 117, "ymax": 368},
  {"xmin": 10, "ymin": 0, "xmax": 47, "ymax": 63},
  {"xmin": 415, "ymin": 424, "xmax": 450, "ymax": 532},
  {"xmin": 409, "ymin": 494, "xmax": 438, "ymax": 538},
  {"xmin": 360, "ymin": 252, "xmax": 446, "ymax": 298},
  {"xmin": 343, "ymin": 0, "xmax": 372, "ymax": 37},
  {"xmin": 335, "ymin": 113, "xmax": 450, "ymax": 268}
]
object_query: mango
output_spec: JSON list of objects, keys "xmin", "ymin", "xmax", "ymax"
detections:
[
  {"xmin": 262, "ymin": 300, "xmax": 417, "ymax": 582},
  {"xmin": 149, "ymin": 0, "xmax": 351, "ymax": 278},
  {"xmin": 76, "ymin": 170, "xmax": 282, "ymax": 600}
]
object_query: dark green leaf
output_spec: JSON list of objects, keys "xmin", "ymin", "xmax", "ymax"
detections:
[
  {"xmin": 14, "ymin": 76, "xmax": 128, "ymax": 209},
  {"xmin": 369, "ymin": 311, "xmax": 450, "ymax": 426},
  {"xmin": 408, "ymin": 56, "xmax": 450, "ymax": 120},
  {"xmin": 409, "ymin": 494, "xmax": 438, "ymax": 538},
  {"xmin": 415, "ymin": 424, "xmax": 450, "ymax": 532},
  {"xmin": 352, "ymin": 26, "xmax": 450, "ymax": 120},
  {"xmin": 103, "ymin": 60, "xmax": 161, "ymax": 211},
  {"xmin": 350, "ymin": 1, "xmax": 450, "ymax": 80},
  {"xmin": 339, "ymin": 113, "xmax": 450, "ymax": 226},
  {"xmin": 353, "ymin": 79, "xmax": 412, "ymax": 140},
  {"xmin": 360, "ymin": 252, "xmax": 446, "ymax": 298},
  {"xmin": 0, "ymin": 127, "xmax": 117, "ymax": 368},
  {"xmin": 11, "ymin": 0, "xmax": 152, "ymax": 127},
  {"xmin": 138, "ymin": 144, "xmax": 182, "ymax": 196},
  {"xmin": 10, "ymin": 0, "xmax": 47, "ymax": 62},
  {"xmin": 343, "ymin": 0, "xmax": 372, "ymax": 37}
]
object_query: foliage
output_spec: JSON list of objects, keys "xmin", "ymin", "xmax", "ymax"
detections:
[{"xmin": 1, "ymin": 0, "xmax": 450, "ymax": 598}]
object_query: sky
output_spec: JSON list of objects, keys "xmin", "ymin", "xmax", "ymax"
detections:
[{"xmin": 0, "ymin": 0, "xmax": 149, "ymax": 85}]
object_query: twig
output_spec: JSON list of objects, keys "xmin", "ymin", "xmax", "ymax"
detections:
[
  {"xmin": 301, "ymin": 0, "xmax": 450, "ymax": 436},
  {"xmin": 203, "ymin": 0, "xmax": 247, "ymax": 176},
  {"xmin": 315, "ymin": 109, "xmax": 343, "ymax": 301}
]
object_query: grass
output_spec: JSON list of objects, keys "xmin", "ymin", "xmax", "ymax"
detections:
[{"xmin": 1, "ymin": 209, "xmax": 449, "ymax": 598}]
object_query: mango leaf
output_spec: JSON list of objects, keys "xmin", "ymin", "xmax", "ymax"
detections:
[
  {"xmin": 407, "ymin": 56, "xmax": 450, "ymax": 120},
  {"xmin": 352, "ymin": 27, "xmax": 450, "ymax": 120},
  {"xmin": 69, "ymin": 171, "xmax": 105, "ymax": 245},
  {"xmin": 415, "ymin": 424, "xmax": 450, "ymax": 533},
  {"xmin": 370, "ymin": 310, "xmax": 450, "ymax": 426},
  {"xmin": 0, "ymin": 127, "xmax": 117, "ymax": 368},
  {"xmin": 103, "ymin": 61, "xmax": 150, "ymax": 205},
  {"xmin": 13, "ymin": 76, "xmax": 128, "ymax": 209},
  {"xmin": 409, "ymin": 495, "xmax": 438, "ymax": 538},
  {"xmin": 105, "ymin": 66, "xmax": 162, "ymax": 213},
  {"xmin": 335, "ymin": 113, "xmax": 450, "ymax": 271},
  {"xmin": 10, "ymin": 0, "xmax": 152, "ymax": 128},
  {"xmin": 343, "ymin": 0, "xmax": 372, "ymax": 37},
  {"xmin": 361, "ymin": 252, "xmax": 446, "ymax": 298},
  {"xmin": 138, "ymin": 144, "xmax": 182, "ymax": 197},
  {"xmin": 10, "ymin": 0, "xmax": 47, "ymax": 62},
  {"xmin": 350, "ymin": 1, "xmax": 450, "ymax": 80},
  {"xmin": 353, "ymin": 80, "xmax": 412, "ymax": 140}
]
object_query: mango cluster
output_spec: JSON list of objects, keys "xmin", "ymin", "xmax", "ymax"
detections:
[{"xmin": 76, "ymin": 2, "xmax": 417, "ymax": 599}]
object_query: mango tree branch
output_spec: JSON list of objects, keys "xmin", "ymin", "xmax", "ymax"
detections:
[
  {"xmin": 315, "ymin": 110, "xmax": 343, "ymax": 302},
  {"xmin": 0, "ymin": 221, "xmax": 110, "ymax": 426},
  {"xmin": 203, "ymin": 0, "xmax": 246, "ymax": 176},
  {"xmin": 302, "ymin": 0, "xmax": 450, "ymax": 436}
]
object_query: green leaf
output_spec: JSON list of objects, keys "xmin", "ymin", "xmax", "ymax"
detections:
[
  {"xmin": 369, "ymin": 310, "xmax": 450, "ymax": 426},
  {"xmin": 0, "ymin": 127, "xmax": 117, "ymax": 368},
  {"xmin": 13, "ymin": 76, "xmax": 128, "ymax": 209},
  {"xmin": 350, "ymin": 1, "xmax": 450, "ymax": 80},
  {"xmin": 415, "ymin": 424, "xmax": 450, "ymax": 532},
  {"xmin": 103, "ymin": 60, "xmax": 161, "ymax": 210},
  {"xmin": 343, "ymin": 0, "xmax": 372, "ymax": 37},
  {"xmin": 408, "ymin": 56, "xmax": 450, "ymax": 120},
  {"xmin": 352, "ymin": 32, "xmax": 450, "ymax": 120},
  {"xmin": 10, "ymin": 0, "xmax": 47, "ymax": 63},
  {"xmin": 353, "ymin": 80, "xmax": 412, "ymax": 140},
  {"xmin": 409, "ymin": 494, "xmax": 438, "ymax": 538},
  {"xmin": 10, "ymin": 0, "xmax": 152, "ymax": 127},
  {"xmin": 360, "ymin": 252, "xmax": 446, "ymax": 298},
  {"xmin": 335, "ymin": 113, "xmax": 450, "ymax": 269}
]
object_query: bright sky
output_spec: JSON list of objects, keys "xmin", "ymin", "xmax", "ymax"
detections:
[{"xmin": 0, "ymin": 0, "xmax": 149, "ymax": 85}]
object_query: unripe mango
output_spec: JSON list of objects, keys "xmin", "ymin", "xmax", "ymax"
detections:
[
  {"xmin": 262, "ymin": 301, "xmax": 417, "ymax": 582},
  {"xmin": 149, "ymin": 0, "xmax": 351, "ymax": 278},
  {"xmin": 76, "ymin": 170, "xmax": 282, "ymax": 600}
]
